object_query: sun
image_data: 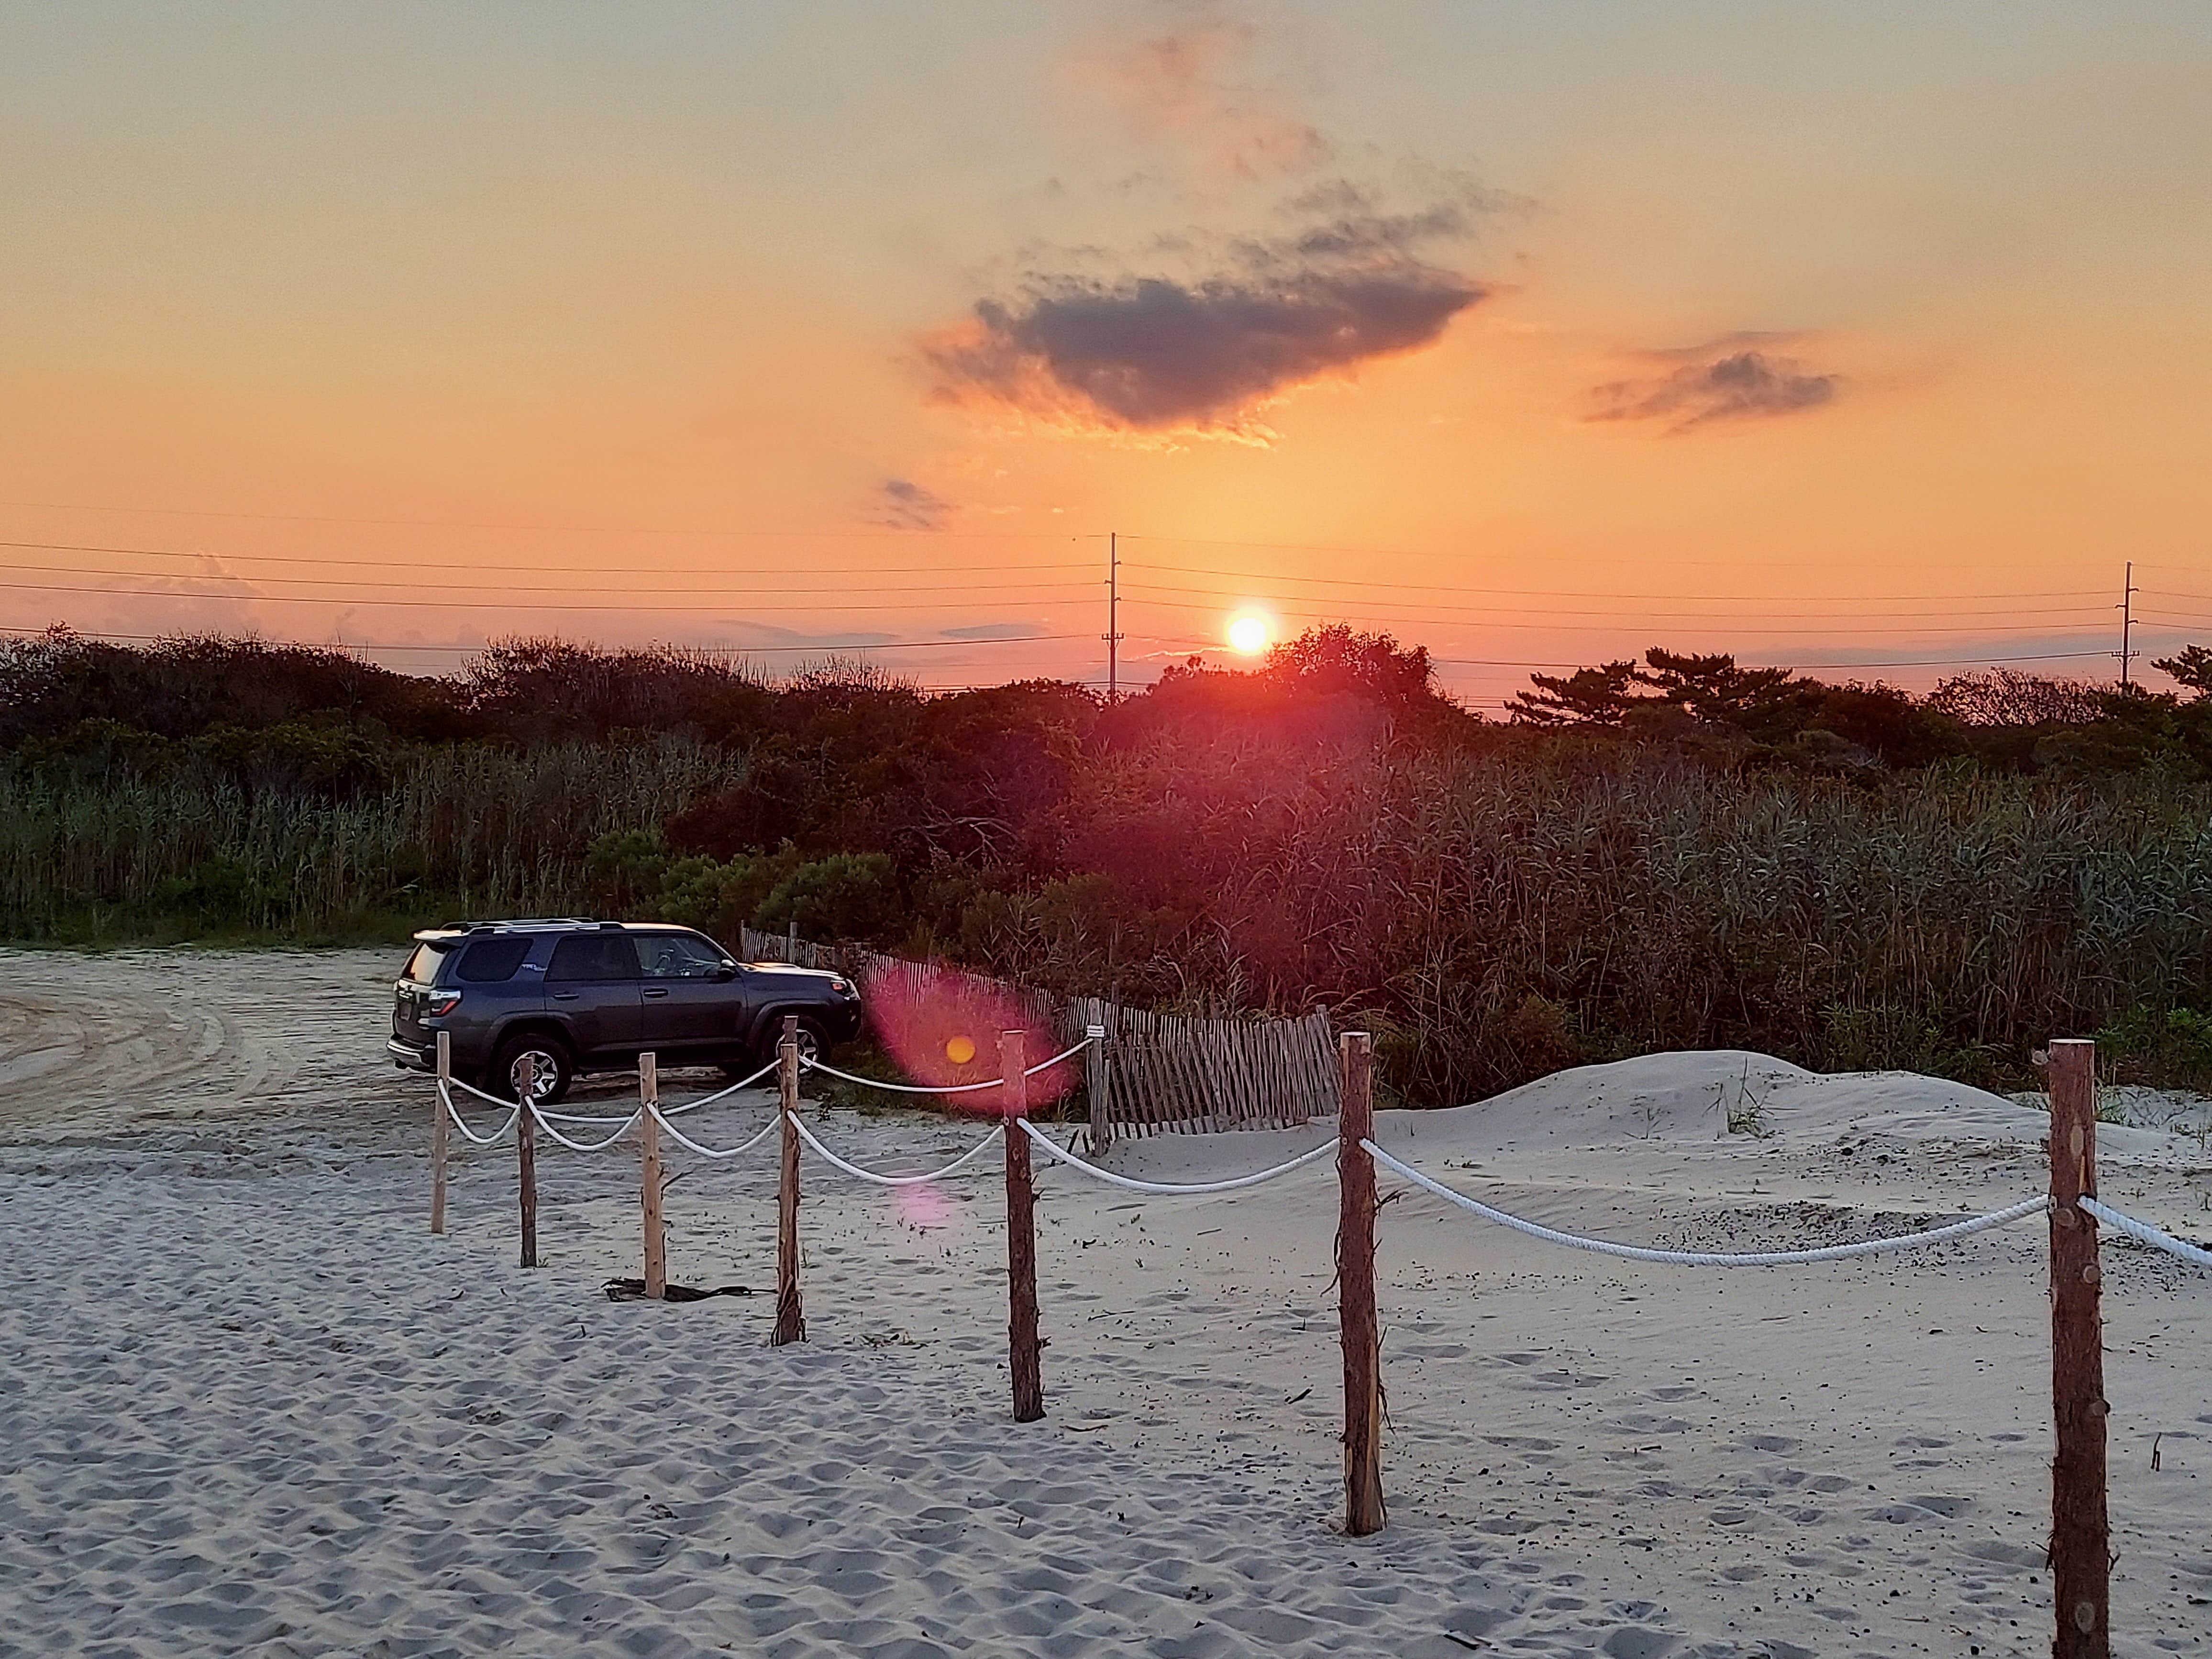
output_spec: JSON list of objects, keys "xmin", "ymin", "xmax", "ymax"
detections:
[{"xmin": 1227, "ymin": 613, "xmax": 1272, "ymax": 656}]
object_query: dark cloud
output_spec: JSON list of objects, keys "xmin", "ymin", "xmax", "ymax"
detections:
[
  {"xmin": 924, "ymin": 264, "xmax": 1481, "ymax": 434},
  {"xmin": 865, "ymin": 477, "xmax": 954, "ymax": 531},
  {"xmin": 924, "ymin": 16, "xmax": 1501, "ymax": 439},
  {"xmin": 1590, "ymin": 341, "xmax": 1841, "ymax": 432}
]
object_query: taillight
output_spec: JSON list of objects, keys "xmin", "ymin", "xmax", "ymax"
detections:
[{"xmin": 427, "ymin": 991, "xmax": 463, "ymax": 1017}]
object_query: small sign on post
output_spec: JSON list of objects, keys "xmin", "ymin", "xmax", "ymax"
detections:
[
  {"xmin": 1002, "ymin": 1029, "xmax": 1044, "ymax": 1423},
  {"xmin": 772, "ymin": 1016, "xmax": 806, "ymax": 1345},
  {"xmin": 2048, "ymin": 1038, "xmax": 2109, "ymax": 1659},
  {"xmin": 430, "ymin": 1030, "xmax": 451, "ymax": 1236},
  {"xmin": 640, "ymin": 1051, "xmax": 665, "ymax": 1300},
  {"xmin": 517, "ymin": 1053, "xmax": 539, "ymax": 1270}
]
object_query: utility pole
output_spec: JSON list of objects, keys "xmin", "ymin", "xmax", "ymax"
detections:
[
  {"xmin": 2117, "ymin": 561, "xmax": 2138, "ymax": 689},
  {"xmin": 1105, "ymin": 531, "xmax": 1123, "ymax": 701}
]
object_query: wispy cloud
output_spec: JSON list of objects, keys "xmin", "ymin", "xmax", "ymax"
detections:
[
  {"xmin": 1589, "ymin": 335, "xmax": 1842, "ymax": 432},
  {"xmin": 864, "ymin": 477, "xmax": 955, "ymax": 530},
  {"xmin": 1071, "ymin": 11, "xmax": 1327, "ymax": 183}
]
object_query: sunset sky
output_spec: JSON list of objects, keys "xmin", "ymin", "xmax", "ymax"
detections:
[{"xmin": 4, "ymin": 1, "xmax": 2209, "ymax": 705}]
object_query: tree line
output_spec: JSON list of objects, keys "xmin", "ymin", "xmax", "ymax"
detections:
[{"xmin": 5, "ymin": 623, "xmax": 2210, "ymax": 1100}]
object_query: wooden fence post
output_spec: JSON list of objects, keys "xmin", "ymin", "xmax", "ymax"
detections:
[
  {"xmin": 430, "ymin": 1030, "xmax": 450, "ymax": 1236},
  {"xmin": 1002, "ymin": 1030, "xmax": 1044, "ymax": 1423},
  {"xmin": 1338, "ymin": 1029, "xmax": 1384, "ymax": 1537},
  {"xmin": 640, "ymin": 1051, "xmax": 665, "ymax": 1301},
  {"xmin": 1084, "ymin": 1022, "xmax": 1110, "ymax": 1153},
  {"xmin": 2048, "ymin": 1037, "xmax": 2109, "ymax": 1658},
  {"xmin": 772, "ymin": 1015, "xmax": 806, "ymax": 1344},
  {"xmin": 517, "ymin": 1052, "xmax": 539, "ymax": 1269}
]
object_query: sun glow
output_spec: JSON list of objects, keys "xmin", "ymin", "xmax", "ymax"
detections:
[{"xmin": 1227, "ymin": 612, "xmax": 1272, "ymax": 655}]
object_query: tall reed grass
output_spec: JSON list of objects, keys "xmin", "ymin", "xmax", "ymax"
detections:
[{"xmin": 0, "ymin": 736, "xmax": 744, "ymax": 938}]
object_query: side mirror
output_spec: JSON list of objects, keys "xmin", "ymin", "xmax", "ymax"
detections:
[{"xmin": 712, "ymin": 962, "xmax": 739, "ymax": 982}]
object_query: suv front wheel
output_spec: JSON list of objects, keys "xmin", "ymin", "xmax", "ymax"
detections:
[
  {"xmin": 490, "ymin": 1033, "xmax": 575, "ymax": 1106},
  {"xmin": 755, "ymin": 1016, "xmax": 827, "ymax": 1075}
]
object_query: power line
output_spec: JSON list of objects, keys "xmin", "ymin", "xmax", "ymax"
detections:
[
  {"xmin": 0, "ymin": 539, "xmax": 1098, "ymax": 581},
  {"xmin": 0, "ymin": 622, "xmax": 1090, "ymax": 655},
  {"xmin": 1115, "ymin": 587, "xmax": 2117, "ymax": 640},
  {"xmin": 0, "ymin": 559, "xmax": 1097, "ymax": 605},
  {"xmin": 0, "ymin": 575, "xmax": 1100, "ymax": 619},
  {"xmin": 1118, "ymin": 559, "xmax": 2109, "ymax": 606},
  {"xmin": 1117, "ymin": 575, "xmax": 2107, "ymax": 622},
  {"xmin": 0, "ymin": 501, "xmax": 1102, "ymax": 542},
  {"xmin": 1432, "ymin": 648, "xmax": 2126, "ymax": 670}
]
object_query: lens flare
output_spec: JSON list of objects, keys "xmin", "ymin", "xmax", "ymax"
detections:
[
  {"xmin": 862, "ymin": 961, "xmax": 1077, "ymax": 1116},
  {"xmin": 1227, "ymin": 613, "xmax": 1271, "ymax": 655}
]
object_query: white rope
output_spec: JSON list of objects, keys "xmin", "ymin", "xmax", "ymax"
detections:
[
  {"xmin": 438, "ymin": 1079, "xmax": 520, "ymax": 1146},
  {"xmin": 1365, "ymin": 1141, "xmax": 2050, "ymax": 1266},
  {"xmin": 787, "ymin": 1111, "xmax": 1006, "ymax": 1186},
  {"xmin": 661, "ymin": 1057, "xmax": 781, "ymax": 1116},
  {"xmin": 645, "ymin": 1103, "xmax": 783, "ymax": 1162},
  {"xmin": 1021, "ymin": 1035, "xmax": 1098, "ymax": 1075},
  {"xmin": 802, "ymin": 1059, "xmax": 1001, "ymax": 1095},
  {"xmin": 2081, "ymin": 1196, "xmax": 2212, "ymax": 1269},
  {"xmin": 799, "ymin": 1035, "xmax": 1095, "ymax": 1096},
  {"xmin": 445, "ymin": 1072, "xmax": 523, "ymax": 1108},
  {"xmin": 1017, "ymin": 1117, "xmax": 1336, "ymax": 1194},
  {"xmin": 525, "ymin": 1099, "xmax": 642, "ymax": 1153}
]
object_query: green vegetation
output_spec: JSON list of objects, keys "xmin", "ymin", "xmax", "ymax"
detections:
[{"xmin": 6, "ymin": 624, "xmax": 2212, "ymax": 1101}]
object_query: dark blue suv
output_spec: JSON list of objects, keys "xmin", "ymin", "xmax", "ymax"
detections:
[{"xmin": 388, "ymin": 918, "xmax": 864, "ymax": 1102}]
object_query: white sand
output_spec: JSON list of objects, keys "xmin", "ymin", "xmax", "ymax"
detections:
[{"xmin": 2, "ymin": 949, "xmax": 2208, "ymax": 1658}]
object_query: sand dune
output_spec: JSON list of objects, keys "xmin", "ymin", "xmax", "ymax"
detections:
[{"xmin": 2, "ymin": 950, "xmax": 2207, "ymax": 1657}]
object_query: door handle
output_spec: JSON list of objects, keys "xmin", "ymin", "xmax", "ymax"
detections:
[
  {"xmin": 553, "ymin": 991, "xmax": 579, "ymax": 1001},
  {"xmin": 642, "ymin": 987, "xmax": 669, "ymax": 998}
]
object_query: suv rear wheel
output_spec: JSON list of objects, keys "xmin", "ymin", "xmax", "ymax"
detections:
[{"xmin": 490, "ymin": 1032, "xmax": 575, "ymax": 1106}]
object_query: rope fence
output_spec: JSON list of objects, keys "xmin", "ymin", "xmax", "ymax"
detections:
[
  {"xmin": 1363, "ymin": 1141, "xmax": 2053, "ymax": 1265},
  {"xmin": 420, "ymin": 1024, "xmax": 2206, "ymax": 1657},
  {"xmin": 1016, "ymin": 1116, "xmax": 1335, "ymax": 1195},
  {"xmin": 2080, "ymin": 1194, "xmax": 2212, "ymax": 1269}
]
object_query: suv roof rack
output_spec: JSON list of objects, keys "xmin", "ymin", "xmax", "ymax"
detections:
[{"xmin": 434, "ymin": 917, "xmax": 602, "ymax": 934}]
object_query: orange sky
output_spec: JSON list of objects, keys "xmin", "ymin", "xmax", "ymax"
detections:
[{"xmin": 3, "ymin": 2, "xmax": 2208, "ymax": 707}]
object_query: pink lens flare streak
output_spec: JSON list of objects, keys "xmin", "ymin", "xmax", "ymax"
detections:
[
  {"xmin": 863, "ymin": 962, "xmax": 1075, "ymax": 1116},
  {"xmin": 894, "ymin": 1182, "xmax": 953, "ymax": 1230}
]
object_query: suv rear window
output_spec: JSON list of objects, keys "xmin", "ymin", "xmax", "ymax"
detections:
[
  {"xmin": 546, "ymin": 934, "xmax": 641, "ymax": 982},
  {"xmin": 456, "ymin": 937, "xmax": 532, "ymax": 983},
  {"xmin": 402, "ymin": 942, "xmax": 450, "ymax": 983}
]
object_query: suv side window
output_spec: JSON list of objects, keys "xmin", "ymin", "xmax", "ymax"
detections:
[
  {"xmin": 546, "ymin": 935, "xmax": 641, "ymax": 983},
  {"xmin": 634, "ymin": 933, "xmax": 729, "ymax": 979},
  {"xmin": 456, "ymin": 937, "xmax": 532, "ymax": 983}
]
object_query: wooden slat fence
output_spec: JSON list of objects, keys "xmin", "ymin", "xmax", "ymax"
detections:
[
  {"xmin": 1070, "ymin": 998, "xmax": 1338, "ymax": 1144},
  {"xmin": 741, "ymin": 927, "xmax": 1336, "ymax": 1141}
]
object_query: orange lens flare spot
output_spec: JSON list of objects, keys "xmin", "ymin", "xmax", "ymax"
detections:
[{"xmin": 945, "ymin": 1034, "xmax": 977, "ymax": 1065}]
